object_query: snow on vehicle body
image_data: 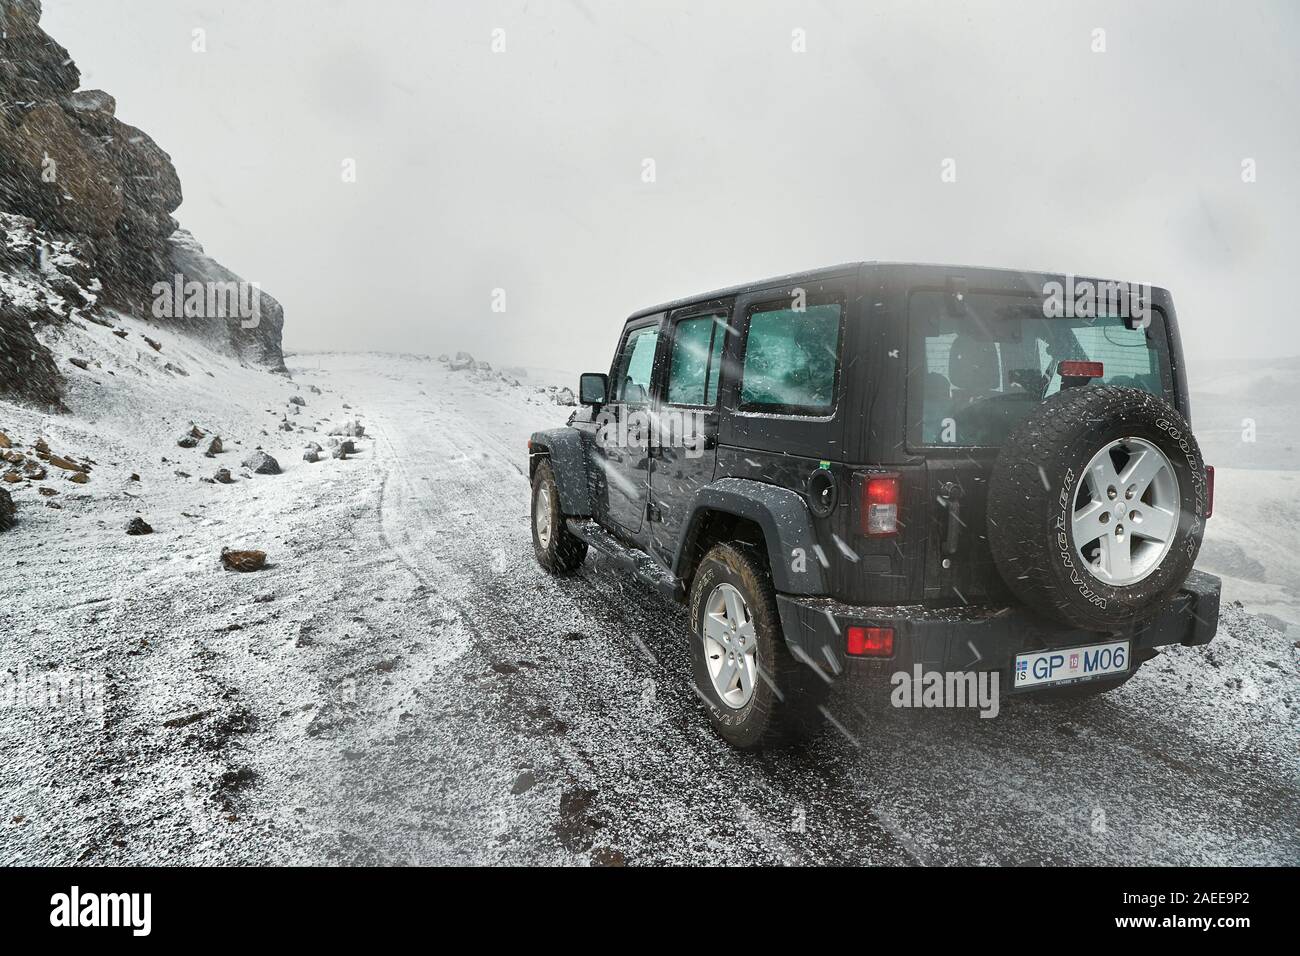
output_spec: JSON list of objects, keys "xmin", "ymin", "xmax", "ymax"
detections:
[{"xmin": 528, "ymin": 262, "xmax": 1221, "ymax": 748}]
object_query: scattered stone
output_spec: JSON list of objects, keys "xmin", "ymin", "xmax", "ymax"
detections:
[
  {"xmin": 308, "ymin": 385, "xmax": 321, "ymax": 394},
  {"xmin": 112, "ymin": 328, "xmax": 128, "ymax": 338},
  {"xmin": 449, "ymin": 351, "xmax": 475, "ymax": 371},
  {"xmin": 142, "ymin": 335, "xmax": 162, "ymax": 352},
  {"xmin": 48, "ymin": 454, "xmax": 84, "ymax": 473},
  {"xmin": 163, "ymin": 362, "xmax": 189, "ymax": 376},
  {"xmin": 24, "ymin": 464, "xmax": 46, "ymax": 480},
  {"xmin": 241, "ymin": 451, "xmax": 281, "ymax": 475},
  {"xmin": 68, "ymin": 356, "xmax": 90, "ymax": 370},
  {"xmin": 125, "ymin": 516, "xmax": 153, "ymax": 535},
  {"xmin": 220, "ymin": 548, "xmax": 266, "ymax": 572},
  {"xmin": 511, "ymin": 771, "xmax": 538, "ymax": 795},
  {"xmin": 204, "ymin": 436, "xmax": 223, "ymax": 457},
  {"xmin": 2, "ymin": 471, "xmax": 22, "ymax": 483},
  {"xmin": 213, "ymin": 467, "xmax": 235, "ymax": 484},
  {"xmin": 0, "ymin": 433, "xmax": 10, "ymax": 449},
  {"xmin": 304, "ymin": 441, "xmax": 322, "ymax": 453},
  {"xmin": 67, "ymin": 472, "xmax": 89, "ymax": 484},
  {"xmin": 553, "ymin": 387, "xmax": 576, "ymax": 406},
  {"xmin": 0, "ymin": 488, "xmax": 13, "ymax": 531},
  {"xmin": 162, "ymin": 709, "xmax": 213, "ymax": 729},
  {"xmin": 173, "ymin": 470, "xmax": 190, "ymax": 478},
  {"xmin": 330, "ymin": 439, "xmax": 355, "ymax": 460},
  {"xmin": 37, "ymin": 487, "xmax": 57, "ymax": 497},
  {"xmin": 303, "ymin": 448, "xmax": 320, "ymax": 463},
  {"xmin": 34, "ymin": 439, "xmax": 49, "ymax": 455},
  {"xmin": 128, "ymin": 473, "xmax": 140, "ymax": 481},
  {"xmin": 289, "ymin": 395, "xmax": 305, "ymax": 406},
  {"xmin": 1, "ymin": 450, "xmax": 22, "ymax": 464},
  {"xmin": 278, "ymin": 419, "xmax": 293, "ymax": 432}
]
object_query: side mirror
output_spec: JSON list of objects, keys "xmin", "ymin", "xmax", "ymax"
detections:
[{"xmin": 579, "ymin": 372, "xmax": 608, "ymax": 406}]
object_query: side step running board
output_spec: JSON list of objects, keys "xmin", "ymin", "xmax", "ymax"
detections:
[{"xmin": 566, "ymin": 518, "xmax": 685, "ymax": 602}]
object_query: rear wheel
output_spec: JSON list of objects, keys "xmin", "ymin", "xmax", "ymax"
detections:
[
  {"xmin": 530, "ymin": 460, "xmax": 587, "ymax": 574},
  {"xmin": 688, "ymin": 542, "xmax": 828, "ymax": 749}
]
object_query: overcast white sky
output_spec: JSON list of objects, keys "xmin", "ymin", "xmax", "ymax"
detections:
[{"xmin": 45, "ymin": 0, "xmax": 1300, "ymax": 372}]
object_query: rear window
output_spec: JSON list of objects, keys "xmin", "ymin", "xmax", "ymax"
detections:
[{"xmin": 908, "ymin": 290, "xmax": 1174, "ymax": 447}]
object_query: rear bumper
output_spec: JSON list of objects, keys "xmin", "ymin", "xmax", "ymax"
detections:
[{"xmin": 775, "ymin": 569, "xmax": 1221, "ymax": 686}]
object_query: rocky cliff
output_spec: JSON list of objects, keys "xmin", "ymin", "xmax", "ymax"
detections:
[{"xmin": 0, "ymin": 0, "xmax": 285, "ymax": 410}]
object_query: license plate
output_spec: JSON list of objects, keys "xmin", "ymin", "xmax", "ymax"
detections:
[{"xmin": 1014, "ymin": 640, "xmax": 1130, "ymax": 690}]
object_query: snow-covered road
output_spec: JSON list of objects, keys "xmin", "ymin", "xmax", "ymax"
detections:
[{"xmin": 3, "ymin": 351, "xmax": 1297, "ymax": 865}]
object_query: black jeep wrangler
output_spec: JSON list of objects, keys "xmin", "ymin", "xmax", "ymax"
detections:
[{"xmin": 528, "ymin": 263, "xmax": 1220, "ymax": 749}]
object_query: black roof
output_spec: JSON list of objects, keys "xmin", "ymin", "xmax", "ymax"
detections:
[{"xmin": 627, "ymin": 261, "xmax": 1170, "ymax": 320}]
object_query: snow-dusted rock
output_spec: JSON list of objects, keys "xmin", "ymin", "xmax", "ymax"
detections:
[
  {"xmin": 328, "ymin": 420, "xmax": 365, "ymax": 438},
  {"xmin": 0, "ymin": 488, "xmax": 13, "ymax": 531},
  {"xmin": 242, "ymin": 451, "xmax": 281, "ymax": 475},
  {"xmin": 125, "ymin": 516, "xmax": 153, "ymax": 535}
]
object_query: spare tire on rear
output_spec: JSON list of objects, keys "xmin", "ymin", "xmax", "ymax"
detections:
[{"xmin": 986, "ymin": 385, "xmax": 1209, "ymax": 632}]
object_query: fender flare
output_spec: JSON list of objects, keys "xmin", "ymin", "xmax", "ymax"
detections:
[
  {"xmin": 674, "ymin": 478, "xmax": 826, "ymax": 594},
  {"xmin": 528, "ymin": 427, "xmax": 592, "ymax": 516}
]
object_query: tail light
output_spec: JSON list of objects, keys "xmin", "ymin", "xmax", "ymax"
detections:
[
  {"xmin": 862, "ymin": 474, "xmax": 899, "ymax": 536},
  {"xmin": 847, "ymin": 626, "xmax": 894, "ymax": 657},
  {"xmin": 1205, "ymin": 465, "xmax": 1214, "ymax": 518}
]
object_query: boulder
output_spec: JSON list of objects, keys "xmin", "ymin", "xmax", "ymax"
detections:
[
  {"xmin": 241, "ymin": 451, "xmax": 280, "ymax": 475},
  {"xmin": 289, "ymin": 395, "xmax": 306, "ymax": 406},
  {"xmin": 0, "ymin": 487, "xmax": 12, "ymax": 531},
  {"xmin": 204, "ymin": 436, "xmax": 223, "ymax": 457},
  {"xmin": 328, "ymin": 420, "xmax": 365, "ymax": 438},
  {"xmin": 213, "ymin": 467, "xmax": 234, "ymax": 484},
  {"xmin": 125, "ymin": 516, "xmax": 153, "ymax": 535},
  {"xmin": 220, "ymin": 548, "xmax": 266, "ymax": 572}
]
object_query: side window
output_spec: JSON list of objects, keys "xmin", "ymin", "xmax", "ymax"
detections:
[
  {"xmin": 613, "ymin": 325, "xmax": 659, "ymax": 405},
  {"xmin": 739, "ymin": 302, "xmax": 842, "ymax": 413},
  {"xmin": 667, "ymin": 314, "xmax": 726, "ymax": 406}
]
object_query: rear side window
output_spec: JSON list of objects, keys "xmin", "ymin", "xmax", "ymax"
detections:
[
  {"xmin": 739, "ymin": 302, "xmax": 842, "ymax": 414},
  {"xmin": 667, "ymin": 315, "xmax": 726, "ymax": 406},
  {"xmin": 613, "ymin": 325, "xmax": 659, "ymax": 405}
]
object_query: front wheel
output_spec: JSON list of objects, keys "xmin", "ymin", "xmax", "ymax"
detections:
[
  {"xmin": 530, "ymin": 460, "xmax": 587, "ymax": 574},
  {"xmin": 688, "ymin": 542, "xmax": 828, "ymax": 749}
]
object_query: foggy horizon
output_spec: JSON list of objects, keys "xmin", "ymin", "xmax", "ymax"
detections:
[{"xmin": 44, "ymin": 0, "xmax": 1300, "ymax": 372}]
